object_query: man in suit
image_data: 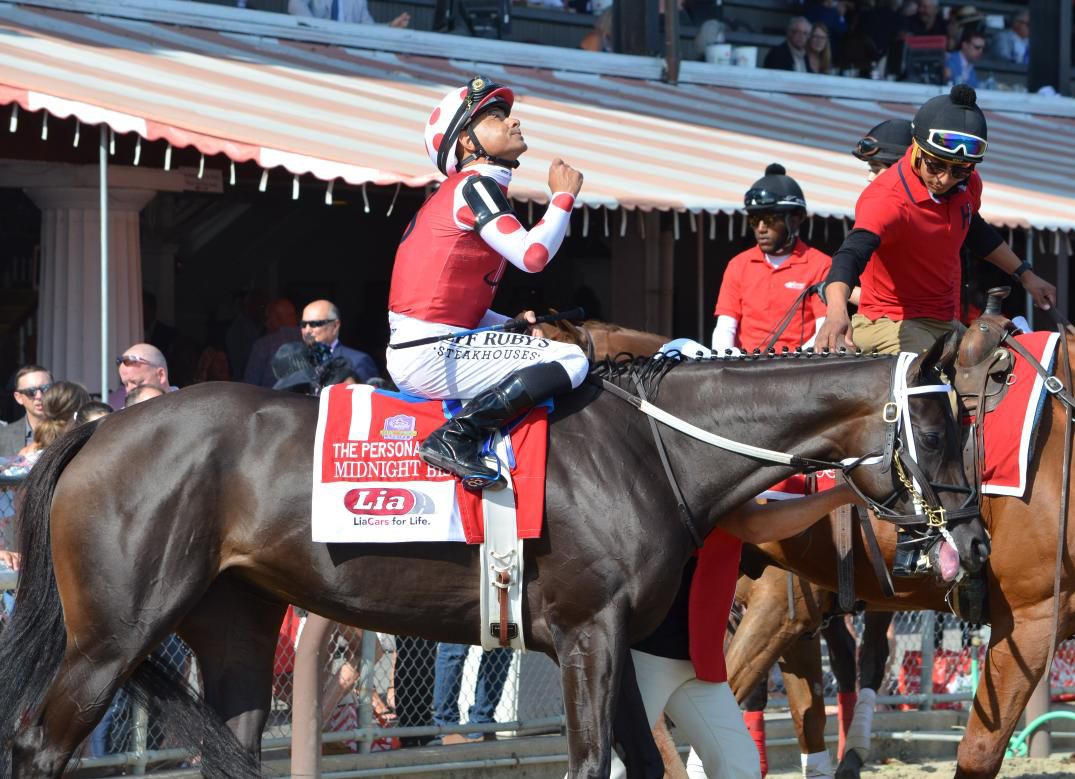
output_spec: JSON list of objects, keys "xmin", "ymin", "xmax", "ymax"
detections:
[
  {"xmin": 300, "ymin": 299, "xmax": 379, "ymax": 383},
  {"xmin": 1, "ymin": 364, "xmax": 53, "ymax": 459},
  {"xmin": 288, "ymin": 0, "xmax": 410, "ymax": 27},
  {"xmin": 245, "ymin": 298, "xmax": 302, "ymax": 388},
  {"xmin": 763, "ymin": 17, "xmax": 812, "ymax": 72}
]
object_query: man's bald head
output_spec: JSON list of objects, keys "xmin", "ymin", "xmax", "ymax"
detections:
[
  {"xmin": 300, "ymin": 299, "xmax": 342, "ymax": 347},
  {"xmin": 117, "ymin": 342, "xmax": 170, "ymax": 392}
]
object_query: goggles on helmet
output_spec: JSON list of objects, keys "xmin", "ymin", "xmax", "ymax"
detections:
[
  {"xmin": 923, "ymin": 129, "xmax": 987, "ymax": 160},
  {"xmin": 855, "ymin": 137, "xmax": 881, "ymax": 158},
  {"xmin": 744, "ymin": 188, "xmax": 806, "ymax": 212}
]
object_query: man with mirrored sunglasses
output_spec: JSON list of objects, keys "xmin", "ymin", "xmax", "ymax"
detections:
[
  {"xmin": 2, "ymin": 364, "xmax": 53, "ymax": 458},
  {"xmin": 817, "ymin": 85, "xmax": 1055, "ymax": 356}
]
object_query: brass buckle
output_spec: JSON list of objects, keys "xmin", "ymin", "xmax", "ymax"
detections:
[{"xmin": 882, "ymin": 402, "xmax": 900, "ymax": 424}]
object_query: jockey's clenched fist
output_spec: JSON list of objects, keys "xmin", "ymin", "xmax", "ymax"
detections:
[{"xmin": 548, "ymin": 158, "xmax": 583, "ymax": 197}]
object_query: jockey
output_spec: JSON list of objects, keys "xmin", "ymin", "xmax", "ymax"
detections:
[
  {"xmin": 852, "ymin": 119, "xmax": 912, "ymax": 182},
  {"xmin": 713, "ymin": 165, "xmax": 831, "ymax": 353},
  {"xmin": 386, "ymin": 76, "xmax": 589, "ymax": 490},
  {"xmin": 816, "ymin": 84, "xmax": 1055, "ymax": 357}
]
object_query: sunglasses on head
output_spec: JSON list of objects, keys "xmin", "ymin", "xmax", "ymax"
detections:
[
  {"xmin": 300, "ymin": 319, "xmax": 337, "ymax": 329},
  {"xmin": 923, "ymin": 128, "xmax": 987, "ymax": 160},
  {"xmin": 15, "ymin": 383, "xmax": 52, "ymax": 398},
  {"xmin": 115, "ymin": 354, "xmax": 161, "ymax": 369},
  {"xmin": 918, "ymin": 151, "xmax": 975, "ymax": 180},
  {"xmin": 855, "ymin": 136, "xmax": 881, "ymax": 158}
]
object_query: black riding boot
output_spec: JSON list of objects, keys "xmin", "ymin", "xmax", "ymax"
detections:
[{"xmin": 420, "ymin": 363, "xmax": 573, "ymax": 490}]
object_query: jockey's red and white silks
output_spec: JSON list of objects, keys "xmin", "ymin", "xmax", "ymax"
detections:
[{"xmin": 387, "ymin": 164, "xmax": 586, "ymax": 399}]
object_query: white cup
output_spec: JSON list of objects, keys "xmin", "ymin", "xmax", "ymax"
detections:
[
  {"xmin": 732, "ymin": 46, "xmax": 758, "ymax": 68},
  {"xmin": 705, "ymin": 43, "xmax": 733, "ymax": 65}
]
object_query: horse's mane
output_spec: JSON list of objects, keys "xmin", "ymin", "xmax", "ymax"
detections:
[{"xmin": 591, "ymin": 347, "xmax": 889, "ymax": 398}]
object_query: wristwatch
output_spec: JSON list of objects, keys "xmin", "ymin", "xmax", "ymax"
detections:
[{"xmin": 1011, "ymin": 260, "xmax": 1032, "ymax": 280}]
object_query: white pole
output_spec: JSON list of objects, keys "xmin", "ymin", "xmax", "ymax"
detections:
[{"xmin": 99, "ymin": 125, "xmax": 109, "ymax": 401}]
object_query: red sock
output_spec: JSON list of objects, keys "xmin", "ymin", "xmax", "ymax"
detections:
[
  {"xmin": 744, "ymin": 710, "xmax": 768, "ymax": 777},
  {"xmin": 837, "ymin": 691, "xmax": 858, "ymax": 761}
]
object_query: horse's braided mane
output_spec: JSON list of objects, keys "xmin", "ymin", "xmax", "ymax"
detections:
[{"xmin": 590, "ymin": 348, "xmax": 887, "ymax": 398}]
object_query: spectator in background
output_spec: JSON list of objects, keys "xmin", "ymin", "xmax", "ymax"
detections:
[
  {"xmin": 947, "ymin": 5, "xmax": 985, "ymax": 52},
  {"xmin": 804, "ymin": 0, "xmax": 848, "ymax": 60},
  {"xmin": 1, "ymin": 365, "xmax": 52, "ymax": 458},
  {"xmin": 430, "ymin": 644, "xmax": 511, "ymax": 744},
  {"xmin": 990, "ymin": 10, "xmax": 1029, "ymax": 65},
  {"xmin": 806, "ymin": 22, "xmax": 834, "ymax": 75},
  {"xmin": 2, "ymin": 382, "xmax": 91, "ymax": 478},
  {"xmin": 114, "ymin": 344, "xmax": 174, "ymax": 407},
  {"xmin": 902, "ymin": 0, "xmax": 945, "ymax": 37},
  {"xmin": 763, "ymin": 17, "xmax": 813, "ymax": 72},
  {"xmin": 75, "ymin": 401, "xmax": 113, "ymax": 424},
  {"xmin": 580, "ymin": 9, "xmax": 613, "ymax": 53},
  {"xmin": 226, "ymin": 289, "xmax": 267, "ymax": 381},
  {"xmin": 245, "ymin": 299, "xmax": 302, "ymax": 388},
  {"xmin": 945, "ymin": 27, "xmax": 985, "ymax": 87},
  {"xmin": 300, "ymin": 299, "xmax": 379, "ymax": 382},
  {"xmin": 288, "ymin": 0, "xmax": 410, "ymax": 27},
  {"xmin": 124, "ymin": 385, "xmax": 166, "ymax": 408}
]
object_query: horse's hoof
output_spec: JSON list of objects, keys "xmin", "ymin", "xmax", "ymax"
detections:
[{"xmin": 835, "ymin": 750, "xmax": 864, "ymax": 779}]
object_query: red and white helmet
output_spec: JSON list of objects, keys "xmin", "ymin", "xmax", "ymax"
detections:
[{"xmin": 424, "ymin": 76, "xmax": 515, "ymax": 176}]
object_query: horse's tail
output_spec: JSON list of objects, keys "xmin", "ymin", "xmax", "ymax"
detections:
[
  {"xmin": 0, "ymin": 420, "xmax": 98, "ymax": 758},
  {"xmin": 0, "ymin": 420, "xmax": 260, "ymax": 778},
  {"xmin": 124, "ymin": 657, "xmax": 262, "ymax": 779}
]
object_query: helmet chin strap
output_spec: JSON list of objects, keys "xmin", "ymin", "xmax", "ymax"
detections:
[
  {"xmin": 779, "ymin": 216, "xmax": 799, "ymax": 253},
  {"xmin": 459, "ymin": 126, "xmax": 520, "ymax": 171}
]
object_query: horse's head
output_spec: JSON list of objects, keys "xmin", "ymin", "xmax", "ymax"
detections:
[{"xmin": 841, "ymin": 330, "xmax": 989, "ymax": 578}]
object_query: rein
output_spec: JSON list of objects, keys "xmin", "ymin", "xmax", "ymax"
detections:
[{"xmin": 593, "ymin": 354, "xmax": 963, "ymax": 546}]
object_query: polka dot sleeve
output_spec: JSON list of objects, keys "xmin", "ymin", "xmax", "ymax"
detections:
[{"xmin": 477, "ymin": 192, "xmax": 575, "ymax": 273}]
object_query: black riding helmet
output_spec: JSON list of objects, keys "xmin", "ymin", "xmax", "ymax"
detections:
[
  {"xmin": 853, "ymin": 119, "xmax": 913, "ymax": 167},
  {"xmin": 744, "ymin": 164, "xmax": 806, "ymax": 251},
  {"xmin": 911, "ymin": 84, "xmax": 988, "ymax": 164}
]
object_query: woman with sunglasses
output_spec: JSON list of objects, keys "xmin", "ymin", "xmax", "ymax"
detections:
[
  {"xmin": 712, "ymin": 164, "xmax": 831, "ymax": 355},
  {"xmin": 816, "ymin": 84, "xmax": 1055, "ymax": 357}
]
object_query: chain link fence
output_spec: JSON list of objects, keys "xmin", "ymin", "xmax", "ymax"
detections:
[{"xmin": 4, "ymin": 473, "xmax": 1075, "ymax": 771}]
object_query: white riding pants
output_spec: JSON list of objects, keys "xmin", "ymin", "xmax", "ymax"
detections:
[
  {"xmin": 602, "ymin": 650, "xmax": 761, "ymax": 779},
  {"xmin": 387, "ymin": 312, "xmax": 589, "ymax": 400}
]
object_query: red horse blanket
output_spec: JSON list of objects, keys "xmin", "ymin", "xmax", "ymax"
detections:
[
  {"xmin": 980, "ymin": 331, "xmax": 1060, "ymax": 497},
  {"xmin": 311, "ymin": 384, "xmax": 548, "ymax": 544}
]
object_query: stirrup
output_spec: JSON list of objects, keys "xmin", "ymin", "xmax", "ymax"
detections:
[{"xmin": 462, "ymin": 452, "xmax": 506, "ymax": 492}]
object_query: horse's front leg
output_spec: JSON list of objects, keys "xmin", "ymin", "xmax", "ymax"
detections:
[
  {"xmin": 956, "ymin": 609, "xmax": 1054, "ymax": 779},
  {"xmin": 612, "ymin": 650, "xmax": 665, "ymax": 778},
  {"xmin": 555, "ymin": 606, "xmax": 630, "ymax": 779}
]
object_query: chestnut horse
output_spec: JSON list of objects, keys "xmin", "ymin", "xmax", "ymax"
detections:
[
  {"xmin": 730, "ymin": 317, "xmax": 1075, "ymax": 779},
  {"xmin": 0, "ymin": 344, "xmax": 975, "ymax": 778}
]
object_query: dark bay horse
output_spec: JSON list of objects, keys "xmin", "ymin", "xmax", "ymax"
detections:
[
  {"xmin": 730, "ymin": 324, "xmax": 1075, "ymax": 778},
  {"xmin": 0, "ymin": 348, "xmax": 975, "ymax": 778}
]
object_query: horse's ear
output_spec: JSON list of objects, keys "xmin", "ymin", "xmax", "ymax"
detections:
[{"xmin": 910, "ymin": 325, "xmax": 964, "ymax": 382}]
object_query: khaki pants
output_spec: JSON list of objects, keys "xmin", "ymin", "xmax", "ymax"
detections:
[{"xmin": 851, "ymin": 314, "xmax": 958, "ymax": 357}]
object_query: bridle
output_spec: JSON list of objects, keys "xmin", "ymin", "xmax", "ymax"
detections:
[{"xmin": 596, "ymin": 351, "xmax": 977, "ymax": 548}]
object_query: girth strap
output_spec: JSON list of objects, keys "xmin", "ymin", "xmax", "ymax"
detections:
[
  {"xmin": 629, "ymin": 374, "xmax": 705, "ymax": 548},
  {"xmin": 833, "ymin": 502, "xmax": 856, "ymax": 613}
]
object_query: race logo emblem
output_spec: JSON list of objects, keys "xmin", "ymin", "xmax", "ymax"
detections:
[{"xmin": 381, "ymin": 414, "xmax": 417, "ymax": 440}]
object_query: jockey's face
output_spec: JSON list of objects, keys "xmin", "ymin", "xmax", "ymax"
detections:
[
  {"xmin": 749, "ymin": 212, "xmax": 801, "ymax": 254},
  {"xmin": 866, "ymin": 161, "xmax": 888, "ymax": 182},
  {"xmin": 460, "ymin": 106, "xmax": 527, "ymax": 164}
]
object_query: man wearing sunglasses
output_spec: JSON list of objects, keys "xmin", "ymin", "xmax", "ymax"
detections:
[
  {"xmin": 2, "ymin": 364, "xmax": 53, "ymax": 458},
  {"xmin": 817, "ymin": 85, "xmax": 1055, "ymax": 356},
  {"xmin": 713, "ymin": 164, "xmax": 831, "ymax": 355},
  {"xmin": 299, "ymin": 299, "xmax": 379, "ymax": 384}
]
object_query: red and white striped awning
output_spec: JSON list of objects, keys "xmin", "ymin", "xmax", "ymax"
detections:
[{"xmin": 1, "ymin": 0, "xmax": 1073, "ymax": 231}]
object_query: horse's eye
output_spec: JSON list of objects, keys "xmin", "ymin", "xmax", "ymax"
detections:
[{"xmin": 921, "ymin": 432, "xmax": 941, "ymax": 449}]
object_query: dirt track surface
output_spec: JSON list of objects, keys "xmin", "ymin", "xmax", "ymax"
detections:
[{"xmin": 771, "ymin": 756, "xmax": 1075, "ymax": 778}]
